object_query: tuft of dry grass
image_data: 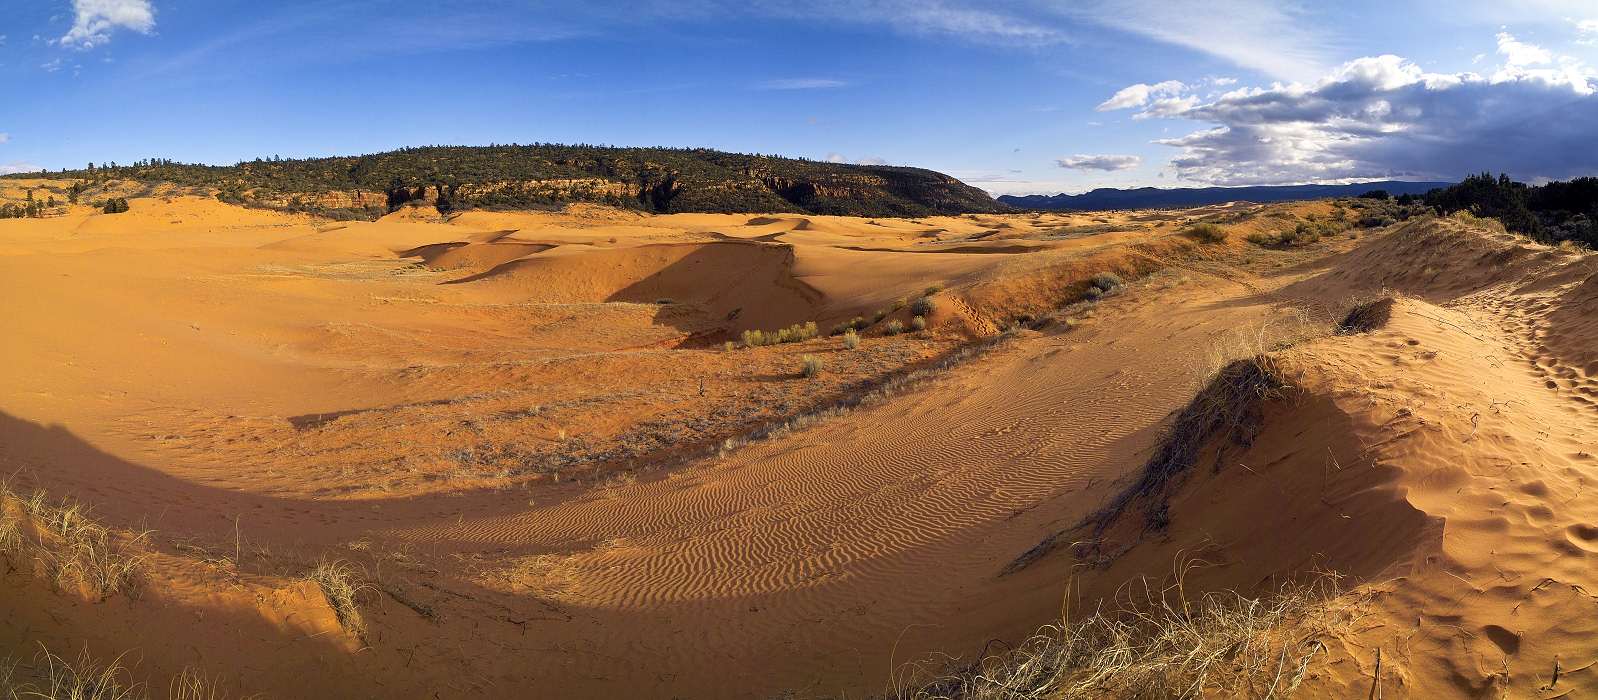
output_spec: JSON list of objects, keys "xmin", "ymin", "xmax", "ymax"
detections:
[
  {"xmin": 892, "ymin": 573, "xmax": 1352, "ymax": 699},
  {"xmin": 1086, "ymin": 357, "xmax": 1289, "ymax": 537},
  {"xmin": 0, "ymin": 482, "xmax": 149, "ymax": 600},
  {"xmin": 1337, "ymin": 297, "xmax": 1394, "ymax": 335},
  {"xmin": 306, "ymin": 559, "xmax": 371, "ymax": 639},
  {"xmin": 2, "ymin": 646, "xmax": 244, "ymax": 700},
  {"xmin": 801, "ymin": 355, "xmax": 824, "ymax": 378}
]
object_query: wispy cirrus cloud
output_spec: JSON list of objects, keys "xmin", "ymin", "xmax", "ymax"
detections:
[
  {"xmin": 756, "ymin": 78, "xmax": 848, "ymax": 90},
  {"xmin": 59, "ymin": 0, "xmax": 155, "ymax": 49},
  {"xmin": 1054, "ymin": 0, "xmax": 1335, "ymax": 81},
  {"xmin": 1056, "ymin": 154, "xmax": 1142, "ymax": 171}
]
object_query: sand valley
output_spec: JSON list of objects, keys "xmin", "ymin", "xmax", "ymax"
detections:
[{"xmin": 2, "ymin": 186, "xmax": 1596, "ymax": 699}]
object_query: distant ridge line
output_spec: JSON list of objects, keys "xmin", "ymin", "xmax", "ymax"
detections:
[{"xmin": 996, "ymin": 181, "xmax": 1450, "ymax": 211}]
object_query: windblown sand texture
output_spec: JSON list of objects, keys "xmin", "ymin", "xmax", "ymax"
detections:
[{"xmin": 2, "ymin": 191, "xmax": 1592, "ymax": 698}]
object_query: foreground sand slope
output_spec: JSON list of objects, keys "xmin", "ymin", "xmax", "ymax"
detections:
[
  {"xmin": 4, "ymin": 195, "xmax": 1527, "ymax": 698},
  {"xmin": 1018, "ymin": 218, "xmax": 1598, "ymax": 697}
]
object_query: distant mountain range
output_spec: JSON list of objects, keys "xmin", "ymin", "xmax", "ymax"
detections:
[{"xmin": 996, "ymin": 181, "xmax": 1451, "ymax": 211}]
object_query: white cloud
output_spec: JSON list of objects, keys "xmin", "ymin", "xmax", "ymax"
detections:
[
  {"xmin": 59, "ymin": 0, "xmax": 155, "ymax": 49},
  {"xmin": 1497, "ymin": 31, "xmax": 1551, "ymax": 67},
  {"xmin": 0, "ymin": 162, "xmax": 41, "ymax": 175},
  {"xmin": 0, "ymin": 133, "xmax": 9, "ymax": 145},
  {"xmin": 40, "ymin": 59, "xmax": 63, "ymax": 73},
  {"xmin": 756, "ymin": 78, "xmax": 848, "ymax": 90},
  {"xmin": 1056, "ymin": 154, "xmax": 1143, "ymax": 171},
  {"xmin": 1129, "ymin": 43, "xmax": 1598, "ymax": 185},
  {"xmin": 1577, "ymin": 19, "xmax": 1598, "ymax": 45},
  {"xmin": 1097, "ymin": 80, "xmax": 1185, "ymax": 111}
]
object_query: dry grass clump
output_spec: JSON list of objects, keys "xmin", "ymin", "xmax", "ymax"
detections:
[
  {"xmin": 306, "ymin": 559, "xmax": 372, "ymax": 639},
  {"xmin": 0, "ymin": 483, "xmax": 149, "ymax": 600},
  {"xmin": 801, "ymin": 354, "xmax": 825, "ymax": 378},
  {"xmin": 1, "ymin": 646, "xmax": 240, "ymax": 700},
  {"xmin": 1182, "ymin": 222, "xmax": 1229, "ymax": 243},
  {"xmin": 910, "ymin": 296, "xmax": 935, "ymax": 317},
  {"xmin": 893, "ymin": 574, "xmax": 1350, "ymax": 700},
  {"xmin": 1088, "ymin": 357, "xmax": 1288, "ymax": 535},
  {"xmin": 1083, "ymin": 272, "xmax": 1125, "ymax": 301},
  {"xmin": 741, "ymin": 321, "xmax": 820, "ymax": 348},
  {"xmin": 885, "ymin": 320, "xmax": 906, "ymax": 336},
  {"xmin": 910, "ymin": 316, "xmax": 927, "ymax": 332},
  {"xmin": 842, "ymin": 330, "xmax": 861, "ymax": 349},
  {"xmin": 1337, "ymin": 297, "xmax": 1394, "ymax": 334},
  {"xmin": 831, "ymin": 316, "xmax": 870, "ymax": 336}
]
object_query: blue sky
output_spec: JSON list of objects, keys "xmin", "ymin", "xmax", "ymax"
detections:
[{"xmin": 3, "ymin": 1, "xmax": 1598, "ymax": 194}]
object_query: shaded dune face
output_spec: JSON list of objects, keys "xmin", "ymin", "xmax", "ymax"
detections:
[{"xmin": 443, "ymin": 241, "xmax": 825, "ymax": 334}]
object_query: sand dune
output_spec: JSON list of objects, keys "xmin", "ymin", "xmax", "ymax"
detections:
[{"xmin": 4, "ymin": 197, "xmax": 1586, "ymax": 698}]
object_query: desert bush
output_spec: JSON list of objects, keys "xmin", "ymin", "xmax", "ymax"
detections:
[
  {"xmin": 885, "ymin": 320, "xmax": 905, "ymax": 336},
  {"xmin": 910, "ymin": 297, "xmax": 934, "ymax": 317},
  {"xmin": 724, "ymin": 341, "xmax": 736, "ymax": 352},
  {"xmin": 101, "ymin": 198, "xmax": 130, "ymax": 214},
  {"xmin": 890, "ymin": 297, "xmax": 908, "ymax": 311},
  {"xmin": 654, "ymin": 298, "xmax": 674, "ymax": 305},
  {"xmin": 872, "ymin": 310, "xmax": 888, "ymax": 324},
  {"xmin": 741, "ymin": 322, "xmax": 820, "ymax": 347},
  {"xmin": 801, "ymin": 355, "xmax": 824, "ymax": 378},
  {"xmin": 1089, "ymin": 272, "xmax": 1124, "ymax": 292},
  {"xmin": 1246, "ymin": 220, "xmax": 1345, "ymax": 247},
  {"xmin": 842, "ymin": 330, "xmax": 860, "ymax": 349},
  {"xmin": 910, "ymin": 315, "xmax": 927, "ymax": 331},
  {"xmin": 1182, "ymin": 222, "xmax": 1228, "ymax": 243},
  {"xmin": 923, "ymin": 284, "xmax": 943, "ymax": 296}
]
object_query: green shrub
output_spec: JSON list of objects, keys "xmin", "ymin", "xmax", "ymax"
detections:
[
  {"xmin": 885, "ymin": 320, "xmax": 905, "ymax": 336},
  {"xmin": 724, "ymin": 341, "xmax": 736, "ymax": 352},
  {"xmin": 101, "ymin": 198, "xmax": 130, "ymax": 214},
  {"xmin": 923, "ymin": 284, "xmax": 943, "ymax": 296},
  {"xmin": 909, "ymin": 297, "xmax": 934, "ymax": 317},
  {"xmin": 910, "ymin": 315, "xmax": 927, "ymax": 331},
  {"xmin": 842, "ymin": 330, "xmax": 860, "ymax": 349},
  {"xmin": 801, "ymin": 354, "xmax": 824, "ymax": 378}
]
